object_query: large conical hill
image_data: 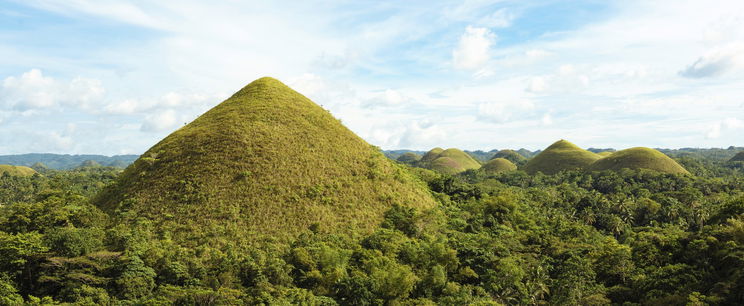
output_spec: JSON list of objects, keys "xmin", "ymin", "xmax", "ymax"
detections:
[
  {"xmin": 0, "ymin": 165, "xmax": 37, "ymax": 177},
  {"xmin": 522, "ymin": 140, "xmax": 601, "ymax": 174},
  {"xmin": 588, "ymin": 147, "xmax": 689, "ymax": 174},
  {"xmin": 94, "ymin": 77, "xmax": 436, "ymax": 245}
]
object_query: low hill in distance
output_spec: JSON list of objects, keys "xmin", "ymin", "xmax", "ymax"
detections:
[
  {"xmin": 588, "ymin": 147, "xmax": 689, "ymax": 174},
  {"xmin": 94, "ymin": 77, "xmax": 437, "ymax": 246},
  {"xmin": 396, "ymin": 152, "xmax": 421, "ymax": 164},
  {"xmin": 482, "ymin": 158, "xmax": 517, "ymax": 174},
  {"xmin": 418, "ymin": 148, "xmax": 481, "ymax": 174},
  {"xmin": 491, "ymin": 149, "xmax": 527, "ymax": 164},
  {"xmin": 522, "ymin": 140, "xmax": 601, "ymax": 174},
  {"xmin": 597, "ymin": 151, "xmax": 614, "ymax": 157},
  {"xmin": 0, "ymin": 153, "xmax": 138, "ymax": 169},
  {"xmin": 0, "ymin": 164, "xmax": 37, "ymax": 176}
]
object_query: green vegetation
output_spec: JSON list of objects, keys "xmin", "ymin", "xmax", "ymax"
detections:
[
  {"xmin": 597, "ymin": 151, "xmax": 614, "ymax": 157},
  {"xmin": 0, "ymin": 165, "xmax": 37, "ymax": 177},
  {"xmin": 1, "ymin": 150, "xmax": 743, "ymax": 304},
  {"xmin": 522, "ymin": 139, "xmax": 601, "ymax": 174},
  {"xmin": 589, "ymin": 147, "xmax": 690, "ymax": 174},
  {"xmin": 95, "ymin": 77, "xmax": 436, "ymax": 246},
  {"xmin": 481, "ymin": 157, "xmax": 517, "ymax": 174},
  {"xmin": 417, "ymin": 148, "xmax": 482, "ymax": 175}
]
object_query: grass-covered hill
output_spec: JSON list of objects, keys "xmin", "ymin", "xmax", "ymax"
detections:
[
  {"xmin": 730, "ymin": 151, "xmax": 744, "ymax": 162},
  {"xmin": 481, "ymin": 157, "xmax": 517, "ymax": 174},
  {"xmin": 0, "ymin": 164, "xmax": 37, "ymax": 176},
  {"xmin": 597, "ymin": 151, "xmax": 614, "ymax": 157},
  {"xmin": 94, "ymin": 77, "xmax": 436, "ymax": 245},
  {"xmin": 491, "ymin": 149, "xmax": 527, "ymax": 164},
  {"xmin": 522, "ymin": 139, "xmax": 601, "ymax": 174},
  {"xmin": 420, "ymin": 147, "xmax": 444, "ymax": 163},
  {"xmin": 588, "ymin": 147, "xmax": 689, "ymax": 174},
  {"xmin": 396, "ymin": 152, "xmax": 421, "ymax": 164},
  {"xmin": 418, "ymin": 148, "xmax": 481, "ymax": 174}
]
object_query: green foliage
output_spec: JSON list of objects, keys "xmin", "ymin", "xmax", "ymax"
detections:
[
  {"xmin": 522, "ymin": 139, "xmax": 601, "ymax": 174},
  {"xmin": 588, "ymin": 147, "xmax": 690, "ymax": 174}
]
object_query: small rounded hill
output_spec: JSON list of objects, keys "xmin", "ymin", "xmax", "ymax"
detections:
[
  {"xmin": 588, "ymin": 147, "xmax": 689, "ymax": 174},
  {"xmin": 482, "ymin": 158, "xmax": 517, "ymax": 174},
  {"xmin": 94, "ymin": 77, "xmax": 437, "ymax": 245},
  {"xmin": 491, "ymin": 149, "xmax": 526, "ymax": 164},
  {"xmin": 0, "ymin": 165, "xmax": 37, "ymax": 177},
  {"xmin": 396, "ymin": 152, "xmax": 421, "ymax": 164},
  {"xmin": 419, "ymin": 148, "xmax": 481, "ymax": 174},
  {"xmin": 522, "ymin": 140, "xmax": 601, "ymax": 175},
  {"xmin": 729, "ymin": 151, "xmax": 744, "ymax": 162}
]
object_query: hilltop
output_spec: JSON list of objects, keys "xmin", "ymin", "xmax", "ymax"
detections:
[
  {"xmin": 491, "ymin": 149, "xmax": 527, "ymax": 164},
  {"xmin": 522, "ymin": 140, "xmax": 601, "ymax": 174},
  {"xmin": 418, "ymin": 148, "xmax": 481, "ymax": 174},
  {"xmin": 482, "ymin": 158, "xmax": 517, "ymax": 174},
  {"xmin": 588, "ymin": 147, "xmax": 689, "ymax": 174},
  {"xmin": 94, "ymin": 77, "xmax": 436, "ymax": 245},
  {"xmin": 0, "ymin": 164, "xmax": 37, "ymax": 176}
]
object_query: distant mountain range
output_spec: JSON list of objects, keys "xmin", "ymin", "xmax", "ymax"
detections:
[{"xmin": 0, "ymin": 153, "xmax": 139, "ymax": 169}]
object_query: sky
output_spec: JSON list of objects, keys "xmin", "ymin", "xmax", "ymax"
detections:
[{"xmin": 1, "ymin": 0, "xmax": 743, "ymax": 155}]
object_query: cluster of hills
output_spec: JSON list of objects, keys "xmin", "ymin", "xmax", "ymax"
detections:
[
  {"xmin": 397, "ymin": 139, "xmax": 694, "ymax": 176},
  {"xmin": 1, "ymin": 77, "xmax": 742, "ymax": 246},
  {"xmin": 0, "ymin": 153, "xmax": 138, "ymax": 169}
]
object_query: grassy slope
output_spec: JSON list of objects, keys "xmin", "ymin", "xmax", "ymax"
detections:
[
  {"xmin": 597, "ymin": 151, "xmax": 614, "ymax": 157},
  {"xmin": 94, "ymin": 77, "xmax": 436, "ymax": 245},
  {"xmin": 588, "ymin": 147, "xmax": 689, "ymax": 174},
  {"xmin": 0, "ymin": 165, "xmax": 37, "ymax": 177},
  {"xmin": 421, "ymin": 148, "xmax": 444, "ymax": 163},
  {"xmin": 481, "ymin": 158, "xmax": 517, "ymax": 174},
  {"xmin": 438, "ymin": 148, "xmax": 481, "ymax": 169},
  {"xmin": 491, "ymin": 149, "xmax": 527, "ymax": 163},
  {"xmin": 418, "ymin": 148, "xmax": 481, "ymax": 174},
  {"xmin": 522, "ymin": 140, "xmax": 601, "ymax": 175},
  {"xmin": 730, "ymin": 152, "xmax": 744, "ymax": 162}
]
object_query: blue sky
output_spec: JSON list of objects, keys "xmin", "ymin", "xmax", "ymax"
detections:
[{"xmin": 1, "ymin": 0, "xmax": 743, "ymax": 155}]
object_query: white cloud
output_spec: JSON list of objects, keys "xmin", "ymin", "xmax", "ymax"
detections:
[
  {"xmin": 477, "ymin": 98, "xmax": 534, "ymax": 123},
  {"xmin": 0, "ymin": 69, "xmax": 105, "ymax": 111},
  {"xmin": 453, "ymin": 26, "xmax": 495, "ymax": 70},
  {"xmin": 679, "ymin": 42, "xmax": 744, "ymax": 78},
  {"xmin": 141, "ymin": 109, "xmax": 179, "ymax": 132}
]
